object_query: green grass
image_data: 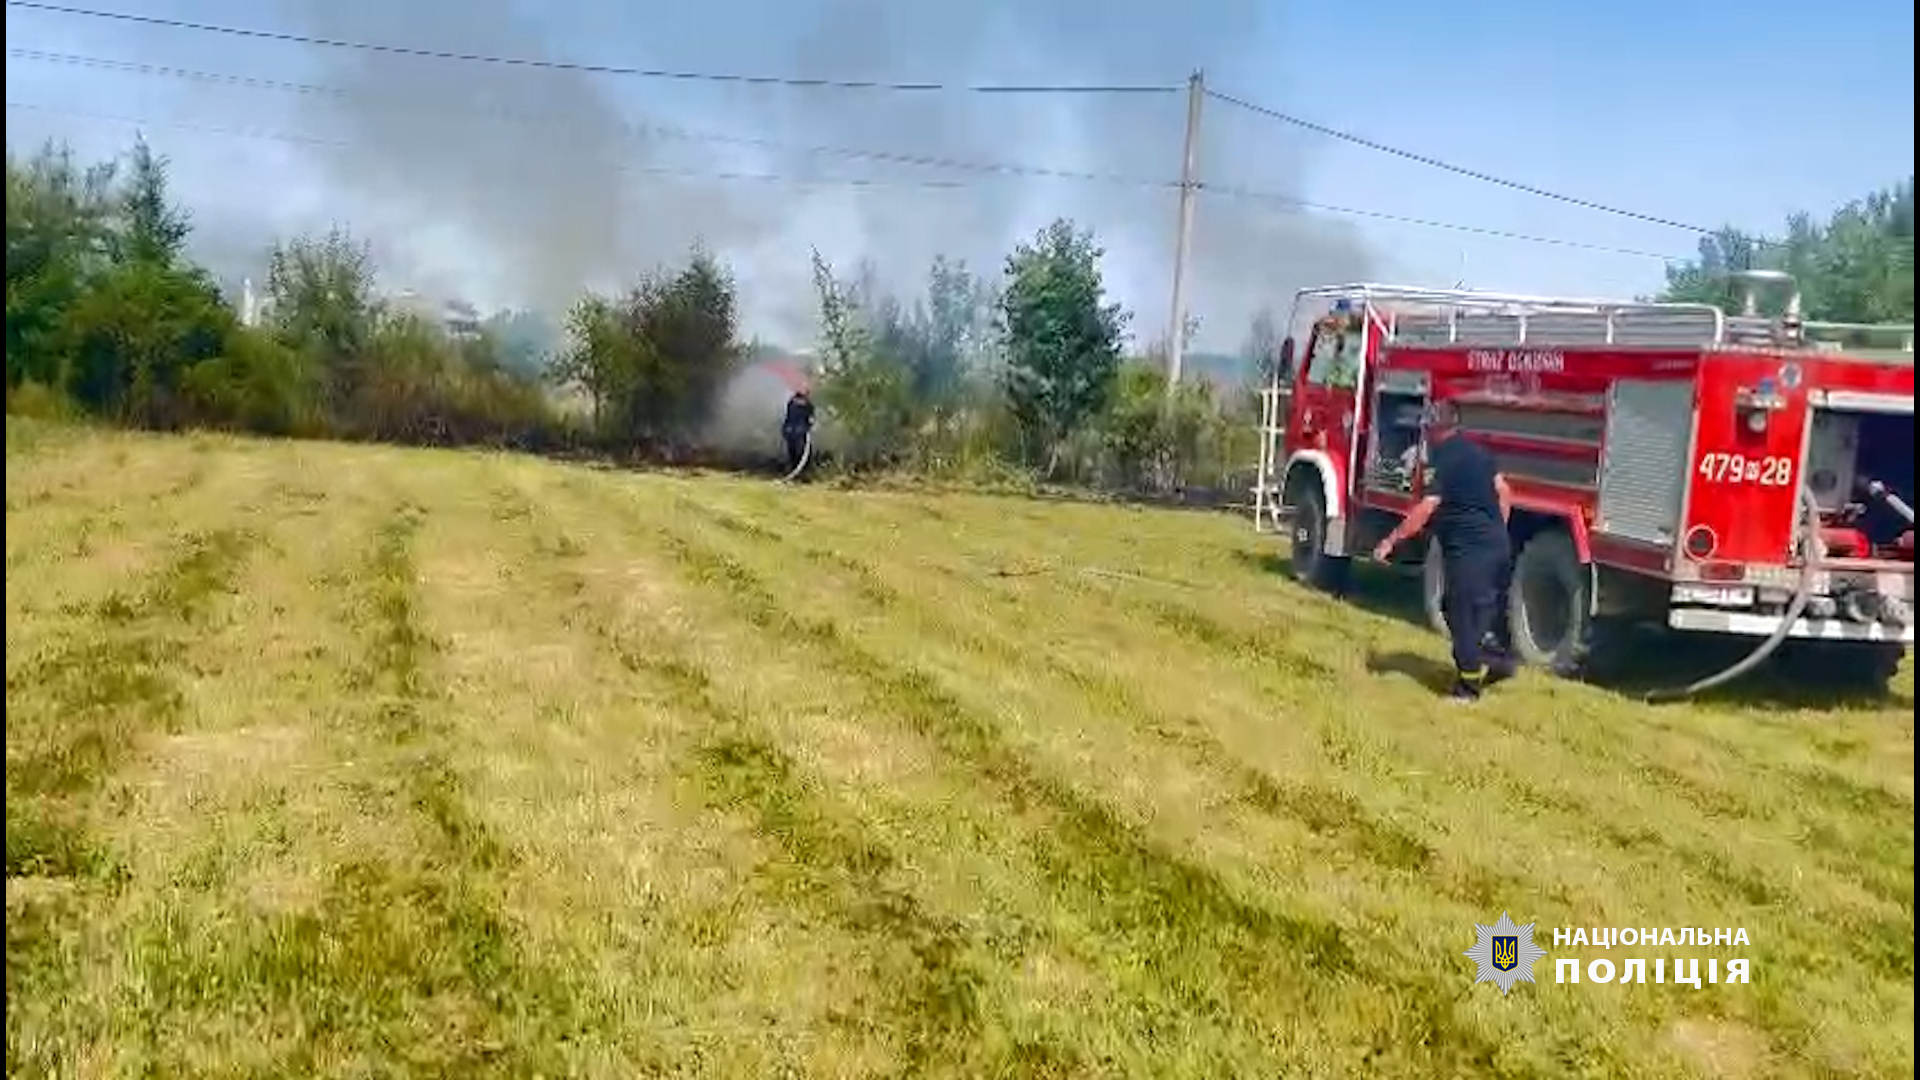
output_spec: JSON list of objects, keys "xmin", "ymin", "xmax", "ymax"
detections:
[{"xmin": 5, "ymin": 418, "xmax": 1913, "ymax": 1079}]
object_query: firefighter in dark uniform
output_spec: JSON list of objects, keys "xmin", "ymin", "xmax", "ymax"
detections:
[
  {"xmin": 1372, "ymin": 399, "xmax": 1518, "ymax": 701},
  {"xmin": 781, "ymin": 385, "xmax": 815, "ymax": 476}
]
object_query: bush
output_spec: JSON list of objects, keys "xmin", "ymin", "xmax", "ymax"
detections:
[
  {"xmin": 552, "ymin": 246, "xmax": 743, "ymax": 454},
  {"xmin": 178, "ymin": 330, "xmax": 322, "ymax": 437},
  {"xmin": 5, "ymin": 380, "xmax": 85, "ymax": 422}
]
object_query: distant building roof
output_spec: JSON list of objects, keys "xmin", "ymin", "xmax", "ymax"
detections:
[
  {"xmin": 389, "ymin": 289, "xmax": 482, "ymax": 338},
  {"xmin": 739, "ymin": 355, "xmax": 815, "ymax": 391}
]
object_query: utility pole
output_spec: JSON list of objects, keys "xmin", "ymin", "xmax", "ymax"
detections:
[{"xmin": 1166, "ymin": 70, "xmax": 1204, "ymax": 395}]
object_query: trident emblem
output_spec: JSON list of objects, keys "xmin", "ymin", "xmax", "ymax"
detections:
[{"xmin": 1492, "ymin": 935, "xmax": 1519, "ymax": 971}]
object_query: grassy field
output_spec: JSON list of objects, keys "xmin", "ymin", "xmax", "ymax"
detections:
[{"xmin": 5, "ymin": 419, "xmax": 1913, "ymax": 1079}]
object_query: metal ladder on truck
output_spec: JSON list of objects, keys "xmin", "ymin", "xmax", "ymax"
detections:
[{"xmin": 1252, "ymin": 378, "xmax": 1292, "ymax": 536}]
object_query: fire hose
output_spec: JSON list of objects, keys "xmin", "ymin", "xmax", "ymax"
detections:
[
  {"xmin": 1644, "ymin": 482, "xmax": 1824, "ymax": 703},
  {"xmin": 780, "ymin": 430, "xmax": 813, "ymax": 483}
]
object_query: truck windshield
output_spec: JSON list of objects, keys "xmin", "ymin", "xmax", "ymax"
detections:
[{"xmin": 1306, "ymin": 321, "xmax": 1364, "ymax": 390}]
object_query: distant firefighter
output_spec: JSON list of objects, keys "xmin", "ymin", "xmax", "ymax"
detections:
[{"xmin": 781, "ymin": 385, "xmax": 815, "ymax": 479}]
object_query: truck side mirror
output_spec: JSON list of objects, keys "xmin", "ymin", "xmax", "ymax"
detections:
[{"xmin": 1277, "ymin": 338, "xmax": 1296, "ymax": 382}]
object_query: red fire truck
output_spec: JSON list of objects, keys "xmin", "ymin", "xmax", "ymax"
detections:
[{"xmin": 1252, "ymin": 275, "xmax": 1915, "ymax": 694}]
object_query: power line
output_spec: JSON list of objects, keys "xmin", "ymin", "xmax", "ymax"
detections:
[
  {"xmin": 3, "ymin": 50, "xmax": 1693, "ymax": 259},
  {"xmin": 6, "ymin": 0, "xmax": 1738, "ymax": 252},
  {"xmin": 1205, "ymin": 89, "xmax": 1722, "ymax": 236},
  {"xmin": 4, "ymin": 1, "xmax": 1179, "ymax": 95},
  {"xmin": 6, "ymin": 48, "xmax": 1165, "ymax": 190},
  {"xmin": 1197, "ymin": 182, "xmax": 1690, "ymax": 261},
  {"xmin": 2, "ymin": 101, "xmax": 976, "ymax": 190},
  {"xmin": 4, "ymin": 98, "xmax": 1695, "ymax": 261}
]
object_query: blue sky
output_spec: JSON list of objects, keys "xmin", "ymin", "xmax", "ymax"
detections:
[{"xmin": 6, "ymin": 0, "xmax": 1914, "ymax": 348}]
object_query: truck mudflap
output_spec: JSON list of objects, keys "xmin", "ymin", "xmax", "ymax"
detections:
[{"xmin": 1668, "ymin": 608, "xmax": 1916, "ymax": 645}]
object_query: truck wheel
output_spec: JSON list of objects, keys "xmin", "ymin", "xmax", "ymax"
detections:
[
  {"xmin": 1776, "ymin": 641, "xmax": 1907, "ymax": 695},
  {"xmin": 1421, "ymin": 538, "xmax": 1449, "ymax": 637},
  {"xmin": 1509, "ymin": 530, "xmax": 1595, "ymax": 676},
  {"xmin": 1288, "ymin": 484, "xmax": 1350, "ymax": 593}
]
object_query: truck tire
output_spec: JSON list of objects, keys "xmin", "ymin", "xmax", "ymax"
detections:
[
  {"xmin": 1288, "ymin": 484, "xmax": 1350, "ymax": 593},
  {"xmin": 1776, "ymin": 641, "xmax": 1907, "ymax": 695},
  {"xmin": 1421, "ymin": 538, "xmax": 1450, "ymax": 637},
  {"xmin": 1509, "ymin": 530, "xmax": 1595, "ymax": 676}
]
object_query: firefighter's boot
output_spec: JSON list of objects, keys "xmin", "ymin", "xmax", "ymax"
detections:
[{"xmin": 1449, "ymin": 666, "xmax": 1488, "ymax": 702}]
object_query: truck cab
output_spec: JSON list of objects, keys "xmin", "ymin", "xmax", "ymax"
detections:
[{"xmin": 1254, "ymin": 295, "xmax": 1378, "ymax": 586}]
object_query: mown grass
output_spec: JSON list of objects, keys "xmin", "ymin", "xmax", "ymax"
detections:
[{"xmin": 5, "ymin": 418, "xmax": 1913, "ymax": 1079}]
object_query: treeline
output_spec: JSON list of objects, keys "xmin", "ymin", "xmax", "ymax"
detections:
[
  {"xmin": 9, "ymin": 134, "xmax": 1911, "ymax": 495},
  {"xmin": 1659, "ymin": 178, "xmax": 1914, "ymax": 325},
  {"xmin": 7, "ymin": 139, "xmax": 565, "ymax": 448},
  {"xmin": 6, "ymin": 134, "xmax": 1255, "ymax": 494}
]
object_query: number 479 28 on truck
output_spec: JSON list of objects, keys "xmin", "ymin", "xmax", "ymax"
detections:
[{"xmin": 1252, "ymin": 272, "xmax": 1914, "ymax": 696}]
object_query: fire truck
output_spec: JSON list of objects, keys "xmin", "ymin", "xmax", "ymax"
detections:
[{"xmin": 1251, "ymin": 274, "xmax": 1915, "ymax": 695}]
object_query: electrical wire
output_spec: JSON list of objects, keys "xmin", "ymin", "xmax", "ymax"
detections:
[
  {"xmin": 3, "ymin": 96, "xmax": 1696, "ymax": 261},
  {"xmin": 5, "ymin": 0, "xmax": 1752, "ymax": 249},
  {"xmin": 1196, "ymin": 182, "xmax": 1691, "ymax": 260},
  {"xmin": 3, "ymin": 1, "xmax": 1180, "ymax": 95},
  {"xmin": 5, "ymin": 48, "xmax": 1167, "ymax": 189},
  {"xmin": 2, "ymin": 101, "xmax": 981, "ymax": 190},
  {"xmin": 1206, "ymin": 89, "xmax": 1726, "ymax": 238}
]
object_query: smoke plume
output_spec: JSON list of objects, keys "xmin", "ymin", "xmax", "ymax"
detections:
[{"xmin": 279, "ymin": 0, "xmax": 1377, "ymax": 350}]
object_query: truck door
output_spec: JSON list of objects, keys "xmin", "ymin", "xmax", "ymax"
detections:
[{"xmin": 1288, "ymin": 307, "xmax": 1369, "ymax": 499}]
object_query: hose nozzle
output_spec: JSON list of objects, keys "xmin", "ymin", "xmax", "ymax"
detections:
[{"xmin": 1864, "ymin": 480, "xmax": 1916, "ymax": 525}]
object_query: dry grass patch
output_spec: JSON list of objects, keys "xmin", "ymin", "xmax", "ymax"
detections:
[{"xmin": 6, "ymin": 419, "xmax": 1913, "ymax": 1079}]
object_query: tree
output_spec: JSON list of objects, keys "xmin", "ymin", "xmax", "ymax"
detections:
[
  {"xmin": 809, "ymin": 248, "xmax": 914, "ymax": 466},
  {"xmin": 6, "ymin": 142, "xmax": 119, "ymax": 389},
  {"xmin": 265, "ymin": 229, "xmax": 380, "ymax": 394},
  {"xmin": 6, "ymin": 136, "xmax": 230, "ymax": 426},
  {"xmin": 261, "ymin": 229, "xmax": 382, "ymax": 429},
  {"xmin": 1660, "ymin": 179, "xmax": 1914, "ymax": 327},
  {"xmin": 996, "ymin": 218, "xmax": 1129, "ymax": 472},
  {"xmin": 909, "ymin": 254, "xmax": 996, "ymax": 405},
  {"xmin": 552, "ymin": 293, "xmax": 626, "ymax": 430},
  {"xmin": 116, "ymin": 135, "xmax": 191, "ymax": 269},
  {"xmin": 625, "ymin": 244, "xmax": 740, "ymax": 440},
  {"xmin": 60, "ymin": 260, "xmax": 233, "ymax": 425},
  {"xmin": 1242, "ymin": 307, "xmax": 1283, "ymax": 383},
  {"xmin": 178, "ymin": 328, "xmax": 316, "ymax": 436},
  {"xmin": 843, "ymin": 256, "xmax": 1000, "ymax": 441},
  {"xmin": 551, "ymin": 245, "xmax": 742, "ymax": 449},
  {"xmin": 73, "ymin": 134, "xmax": 232, "ymax": 426}
]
